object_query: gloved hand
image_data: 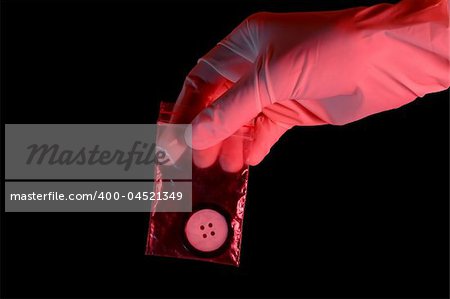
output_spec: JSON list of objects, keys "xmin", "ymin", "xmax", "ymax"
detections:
[{"xmin": 172, "ymin": 0, "xmax": 449, "ymax": 171}]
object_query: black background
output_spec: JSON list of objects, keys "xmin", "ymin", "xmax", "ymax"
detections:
[{"xmin": 1, "ymin": 0, "xmax": 449, "ymax": 298}]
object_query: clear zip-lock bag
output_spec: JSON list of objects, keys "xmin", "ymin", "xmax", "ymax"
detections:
[{"xmin": 146, "ymin": 102, "xmax": 253, "ymax": 266}]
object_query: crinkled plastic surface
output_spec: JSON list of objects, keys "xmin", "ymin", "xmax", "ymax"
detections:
[{"xmin": 146, "ymin": 102, "xmax": 252, "ymax": 266}]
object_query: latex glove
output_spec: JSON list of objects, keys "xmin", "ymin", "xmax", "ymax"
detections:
[{"xmin": 172, "ymin": 0, "xmax": 449, "ymax": 170}]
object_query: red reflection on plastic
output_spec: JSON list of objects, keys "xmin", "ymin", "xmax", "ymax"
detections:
[{"xmin": 146, "ymin": 102, "xmax": 251, "ymax": 266}]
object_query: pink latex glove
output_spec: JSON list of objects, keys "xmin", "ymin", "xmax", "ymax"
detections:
[{"xmin": 172, "ymin": 0, "xmax": 449, "ymax": 170}]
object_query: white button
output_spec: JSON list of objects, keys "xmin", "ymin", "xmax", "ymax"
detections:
[{"xmin": 184, "ymin": 209, "xmax": 229, "ymax": 253}]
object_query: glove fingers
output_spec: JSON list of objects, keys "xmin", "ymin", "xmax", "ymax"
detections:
[
  {"xmin": 193, "ymin": 141, "xmax": 222, "ymax": 169},
  {"xmin": 190, "ymin": 69, "xmax": 265, "ymax": 150},
  {"xmin": 171, "ymin": 27, "xmax": 255, "ymax": 125},
  {"xmin": 171, "ymin": 61, "xmax": 232, "ymax": 124},
  {"xmin": 200, "ymin": 44, "xmax": 254, "ymax": 84},
  {"xmin": 219, "ymin": 134, "xmax": 244, "ymax": 173},
  {"xmin": 246, "ymin": 116, "xmax": 291, "ymax": 166},
  {"xmin": 192, "ymin": 136, "xmax": 246, "ymax": 172}
]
